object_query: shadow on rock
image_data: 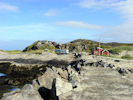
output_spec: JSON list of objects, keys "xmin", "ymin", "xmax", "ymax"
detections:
[
  {"xmin": 38, "ymin": 80, "xmax": 59, "ymax": 100},
  {"xmin": 38, "ymin": 87, "xmax": 51, "ymax": 100}
]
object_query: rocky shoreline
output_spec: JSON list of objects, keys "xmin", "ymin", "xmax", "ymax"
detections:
[
  {"xmin": 0, "ymin": 59, "xmax": 70, "ymax": 85},
  {"xmin": 0, "ymin": 52, "xmax": 133, "ymax": 99},
  {"xmin": 0, "ymin": 51, "xmax": 74, "ymax": 85}
]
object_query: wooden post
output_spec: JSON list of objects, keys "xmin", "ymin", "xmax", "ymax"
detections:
[{"xmin": 99, "ymin": 37, "xmax": 100, "ymax": 56}]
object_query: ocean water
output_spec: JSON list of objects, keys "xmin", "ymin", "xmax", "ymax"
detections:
[{"xmin": 0, "ymin": 73, "xmax": 6, "ymax": 77}]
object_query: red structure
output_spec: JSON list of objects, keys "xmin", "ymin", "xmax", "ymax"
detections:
[
  {"xmin": 102, "ymin": 50, "xmax": 109, "ymax": 56},
  {"xmin": 91, "ymin": 47, "xmax": 109, "ymax": 56},
  {"xmin": 92, "ymin": 47, "xmax": 102, "ymax": 55}
]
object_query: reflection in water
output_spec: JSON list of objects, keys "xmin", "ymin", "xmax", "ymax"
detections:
[
  {"xmin": 0, "ymin": 73, "xmax": 6, "ymax": 77},
  {"xmin": 9, "ymin": 88, "xmax": 20, "ymax": 91}
]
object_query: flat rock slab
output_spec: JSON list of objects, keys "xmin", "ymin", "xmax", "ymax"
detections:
[{"xmin": 59, "ymin": 66, "xmax": 133, "ymax": 100}]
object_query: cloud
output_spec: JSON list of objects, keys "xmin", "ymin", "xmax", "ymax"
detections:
[
  {"xmin": 0, "ymin": 2, "xmax": 19, "ymax": 12},
  {"xmin": 76, "ymin": 0, "xmax": 118, "ymax": 9},
  {"xmin": 102, "ymin": 21, "xmax": 133, "ymax": 43},
  {"xmin": 53, "ymin": 21, "xmax": 106, "ymax": 30},
  {"xmin": 76, "ymin": 0, "xmax": 133, "ymax": 20},
  {"xmin": 76, "ymin": 0, "xmax": 133, "ymax": 43},
  {"xmin": 44, "ymin": 9, "xmax": 58, "ymax": 16}
]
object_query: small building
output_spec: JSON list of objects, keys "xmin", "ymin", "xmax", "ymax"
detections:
[
  {"xmin": 91, "ymin": 47, "xmax": 109, "ymax": 56},
  {"xmin": 55, "ymin": 49, "xmax": 69, "ymax": 54},
  {"xmin": 102, "ymin": 50, "xmax": 109, "ymax": 56}
]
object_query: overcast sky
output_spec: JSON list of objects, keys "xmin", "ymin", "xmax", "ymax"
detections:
[{"xmin": 0, "ymin": 0, "xmax": 133, "ymax": 50}]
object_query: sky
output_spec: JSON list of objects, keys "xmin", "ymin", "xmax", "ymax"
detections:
[{"xmin": 0, "ymin": 0, "xmax": 133, "ymax": 50}]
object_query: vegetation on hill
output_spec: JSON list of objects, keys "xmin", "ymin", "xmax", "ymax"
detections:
[
  {"xmin": 5, "ymin": 50, "xmax": 23, "ymax": 54},
  {"xmin": 23, "ymin": 41, "xmax": 55, "ymax": 52},
  {"xmin": 26, "ymin": 41, "xmax": 39, "ymax": 50},
  {"xmin": 3, "ymin": 39, "xmax": 132, "ymax": 57},
  {"xmin": 2, "ymin": 39, "xmax": 133, "ymax": 60},
  {"xmin": 108, "ymin": 46, "xmax": 133, "ymax": 54},
  {"xmin": 0, "ymin": 49, "xmax": 4, "ymax": 51},
  {"xmin": 121, "ymin": 54, "xmax": 133, "ymax": 60},
  {"xmin": 5, "ymin": 50, "xmax": 49, "ymax": 55}
]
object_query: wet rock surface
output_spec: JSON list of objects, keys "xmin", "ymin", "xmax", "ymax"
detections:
[{"xmin": 0, "ymin": 58, "xmax": 70, "ymax": 85}]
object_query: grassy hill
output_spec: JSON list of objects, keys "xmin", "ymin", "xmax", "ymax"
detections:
[
  {"xmin": 22, "ymin": 39, "xmax": 133, "ymax": 52},
  {"xmin": 2, "ymin": 39, "xmax": 133, "ymax": 60}
]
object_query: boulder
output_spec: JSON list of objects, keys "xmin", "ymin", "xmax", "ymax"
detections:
[
  {"xmin": 66, "ymin": 65, "xmax": 77, "ymax": 77},
  {"xmin": 1, "ymin": 84, "xmax": 43, "ymax": 100},
  {"xmin": 61, "ymin": 70, "xmax": 68, "ymax": 79},
  {"xmin": 7, "ymin": 79, "xmax": 14, "ymax": 85},
  {"xmin": 108, "ymin": 64, "xmax": 115, "ymax": 69},
  {"xmin": 51, "ymin": 78, "xmax": 72, "ymax": 96},
  {"xmin": 111, "ymin": 64, "xmax": 121, "ymax": 70},
  {"xmin": 128, "ymin": 69, "xmax": 133, "ymax": 73},
  {"xmin": 102, "ymin": 63, "xmax": 109, "ymax": 68},
  {"xmin": 79, "ymin": 59, "xmax": 86, "ymax": 66},
  {"xmin": 116, "ymin": 66, "xmax": 121, "ymax": 71},
  {"xmin": 74, "ymin": 63, "xmax": 82, "ymax": 71},
  {"xmin": 32, "ymin": 68, "xmax": 60, "ymax": 90},
  {"xmin": 52, "ymin": 67, "xmax": 68, "ymax": 80},
  {"xmin": 96, "ymin": 60, "xmax": 105, "ymax": 67},
  {"xmin": 118, "ymin": 68, "xmax": 129, "ymax": 75},
  {"xmin": 69, "ymin": 72, "xmax": 80, "ymax": 88},
  {"xmin": 2, "ymin": 89, "xmax": 21, "ymax": 98},
  {"xmin": 52, "ymin": 66, "xmax": 58, "ymax": 73},
  {"xmin": 56, "ymin": 68, "xmax": 68, "ymax": 79},
  {"xmin": 58, "ymin": 70, "xmax": 68, "ymax": 80}
]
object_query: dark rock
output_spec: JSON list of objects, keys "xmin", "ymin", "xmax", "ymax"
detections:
[
  {"xmin": 116, "ymin": 67, "xmax": 121, "ymax": 71},
  {"xmin": 115, "ymin": 60, "xmax": 120, "ymax": 62},
  {"xmin": 118, "ymin": 68, "xmax": 128, "ymax": 75},
  {"xmin": 128, "ymin": 69, "xmax": 133, "ymax": 73},
  {"xmin": 7, "ymin": 79, "xmax": 13, "ymax": 85},
  {"xmin": 74, "ymin": 63, "xmax": 81, "ymax": 71}
]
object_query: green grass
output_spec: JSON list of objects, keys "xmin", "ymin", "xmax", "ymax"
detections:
[
  {"xmin": 25, "ymin": 41, "xmax": 55, "ymax": 52},
  {"xmin": 38, "ymin": 44, "xmax": 55, "ymax": 50},
  {"xmin": 108, "ymin": 46, "xmax": 133, "ymax": 53},
  {"xmin": 5, "ymin": 49, "xmax": 55, "ymax": 55},
  {"xmin": 81, "ymin": 41, "xmax": 89, "ymax": 45},
  {"xmin": 26, "ymin": 41, "xmax": 39, "ymax": 50},
  {"xmin": 26, "ymin": 50, "xmax": 43, "ymax": 54},
  {"xmin": 83, "ymin": 49, "xmax": 90, "ymax": 52},
  {"xmin": 99, "ymin": 53, "xmax": 133, "ymax": 60},
  {"xmin": 0, "ymin": 49, "xmax": 4, "ymax": 51},
  {"xmin": 101, "ymin": 45, "xmax": 112, "ymax": 50},
  {"xmin": 71, "ymin": 43, "xmax": 80, "ymax": 48},
  {"xmin": 121, "ymin": 54, "xmax": 133, "ymax": 60},
  {"xmin": 5, "ymin": 50, "xmax": 23, "ymax": 54}
]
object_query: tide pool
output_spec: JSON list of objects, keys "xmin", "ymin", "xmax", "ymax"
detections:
[{"xmin": 0, "ymin": 73, "xmax": 6, "ymax": 77}]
